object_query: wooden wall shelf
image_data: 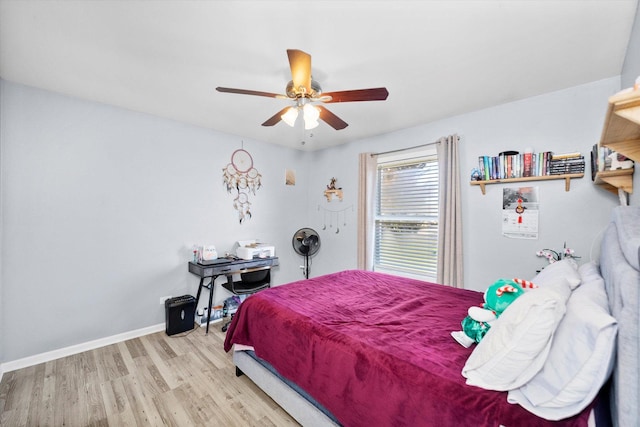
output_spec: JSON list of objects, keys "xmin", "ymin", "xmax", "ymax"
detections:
[
  {"xmin": 600, "ymin": 90, "xmax": 640, "ymax": 160},
  {"xmin": 594, "ymin": 168, "xmax": 634, "ymax": 194},
  {"xmin": 596, "ymin": 89, "xmax": 639, "ymax": 196},
  {"xmin": 470, "ymin": 173, "xmax": 584, "ymax": 195},
  {"xmin": 323, "ymin": 189, "xmax": 344, "ymax": 202}
]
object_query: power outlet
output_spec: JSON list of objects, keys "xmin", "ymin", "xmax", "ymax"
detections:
[{"xmin": 159, "ymin": 295, "xmax": 172, "ymax": 305}]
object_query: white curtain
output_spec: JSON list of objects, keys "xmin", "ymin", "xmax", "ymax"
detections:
[
  {"xmin": 436, "ymin": 134, "xmax": 464, "ymax": 288},
  {"xmin": 357, "ymin": 152, "xmax": 377, "ymax": 270}
]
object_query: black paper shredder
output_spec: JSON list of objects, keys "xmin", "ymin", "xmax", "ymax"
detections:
[{"xmin": 165, "ymin": 295, "xmax": 195, "ymax": 336}]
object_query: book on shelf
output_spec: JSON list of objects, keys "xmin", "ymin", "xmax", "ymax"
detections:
[
  {"xmin": 549, "ymin": 155, "xmax": 584, "ymax": 162},
  {"xmin": 551, "ymin": 152, "xmax": 582, "ymax": 160},
  {"xmin": 523, "ymin": 152, "xmax": 533, "ymax": 177},
  {"xmin": 590, "ymin": 144, "xmax": 634, "ymax": 180},
  {"xmin": 549, "ymin": 162, "xmax": 585, "ymax": 169},
  {"xmin": 549, "ymin": 166, "xmax": 585, "ymax": 175},
  {"xmin": 475, "ymin": 151, "xmax": 555, "ymax": 180}
]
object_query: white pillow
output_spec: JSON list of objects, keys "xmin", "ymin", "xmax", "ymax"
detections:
[
  {"xmin": 507, "ymin": 262, "xmax": 617, "ymax": 420},
  {"xmin": 462, "ymin": 279, "xmax": 571, "ymax": 391},
  {"xmin": 531, "ymin": 258, "xmax": 581, "ymax": 290}
]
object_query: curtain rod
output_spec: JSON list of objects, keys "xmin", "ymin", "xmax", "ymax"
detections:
[{"xmin": 370, "ymin": 140, "xmax": 439, "ymax": 157}]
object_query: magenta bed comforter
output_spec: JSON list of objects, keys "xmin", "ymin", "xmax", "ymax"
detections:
[{"xmin": 224, "ymin": 270, "xmax": 590, "ymax": 427}]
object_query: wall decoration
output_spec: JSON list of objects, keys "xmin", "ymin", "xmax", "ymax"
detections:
[
  {"xmin": 536, "ymin": 243, "xmax": 580, "ymax": 264},
  {"xmin": 502, "ymin": 186, "xmax": 539, "ymax": 239},
  {"xmin": 285, "ymin": 169, "xmax": 296, "ymax": 186},
  {"xmin": 324, "ymin": 177, "xmax": 344, "ymax": 202},
  {"xmin": 318, "ymin": 205, "xmax": 353, "ymax": 234},
  {"xmin": 222, "ymin": 147, "xmax": 262, "ymax": 224}
]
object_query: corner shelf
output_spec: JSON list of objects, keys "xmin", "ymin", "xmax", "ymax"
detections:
[
  {"xmin": 596, "ymin": 89, "xmax": 640, "ymax": 195},
  {"xmin": 470, "ymin": 173, "xmax": 584, "ymax": 195},
  {"xmin": 594, "ymin": 168, "xmax": 634, "ymax": 194}
]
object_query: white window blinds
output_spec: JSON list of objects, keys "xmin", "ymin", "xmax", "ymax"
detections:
[{"xmin": 374, "ymin": 154, "xmax": 439, "ymax": 281}]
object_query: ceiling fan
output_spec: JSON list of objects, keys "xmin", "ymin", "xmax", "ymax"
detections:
[{"xmin": 216, "ymin": 49, "xmax": 389, "ymax": 131}]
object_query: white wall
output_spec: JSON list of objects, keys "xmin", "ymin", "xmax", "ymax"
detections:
[
  {"xmin": 307, "ymin": 77, "xmax": 622, "ymax": 291},
  {"xmin": 0, "ymin": 80, "xmax": 312, "ymax": 362},
  {"xmin": 622, "ymin": 2, "xmax": 640, "ymax": 90},
  {"xmin": 0, "ymin": 75, "xmax": 629, "ymax": 364}
]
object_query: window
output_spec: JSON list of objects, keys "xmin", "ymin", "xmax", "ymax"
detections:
[{"xmin": 374, "ymin": 150, "xmax": 439, "ymax": 281}]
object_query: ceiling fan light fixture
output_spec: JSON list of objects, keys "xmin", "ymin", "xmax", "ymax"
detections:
[
  {"xmin": 304, "ymin": 119, "xmax": 319, "ymax": 130},
  {"xmin": 303, "ymin": 103, "xmax": 320, "ymax": 121},
  {"xmin": 303, "ymin": 104, "xmax": 320, "ymax": 129},
  {"xmin": 281, "ymin": 107, "xmax": 298, "ymax": 127}
]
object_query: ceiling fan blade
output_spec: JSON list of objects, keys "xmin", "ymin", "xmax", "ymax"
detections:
[
  {"xmin": 316, "ymin": 105, "xmax": 348, "ymax": 130},
  {"xmin": 287, "ymin": 49, "xmax": 312, "ymax": 94},
  {"xmin": 216, "ymin": 87, "xmax": 285, "ymax": 99},
  {"xmin": 321, "ymin": 87, "xmax": 389, "ymax": 103},
  {"xmin": 261, "ymin": 107, "xmax": 291, "ymax": 127}
]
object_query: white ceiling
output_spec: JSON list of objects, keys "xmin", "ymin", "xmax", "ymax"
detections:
[{"xmin": 0, "ymin": 1, "xmax": 637, "ymax": 151}]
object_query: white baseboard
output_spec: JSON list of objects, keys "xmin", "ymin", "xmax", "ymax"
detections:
[{"xmin": 1, "ymin": 323, "xmax": 165, "ymax": 374}]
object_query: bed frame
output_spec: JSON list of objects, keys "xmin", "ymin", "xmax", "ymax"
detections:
[
  {"xmin": 234, "ymin": 350, "xmax": 339, "ymax": 427},
  {"xmin": 233, "ymin": 206, "xmax": 639, "ymax": 427}
]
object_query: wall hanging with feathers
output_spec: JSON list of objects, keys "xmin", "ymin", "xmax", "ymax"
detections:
[{"xmin": 222, "ymin": 147, "xmax": 262, "ymax": 223}]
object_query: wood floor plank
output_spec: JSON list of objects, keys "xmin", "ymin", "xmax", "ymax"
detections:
[
  {"xmin": 52, "ymin": 356, "xmax": 74, "ymax": 426},
  {"xmin": 85, "ymin": 381, "xmax": 108, "ymax": 425},
  {"xmin": 124, "ymin": 337, "xmax": 148, "ymax": 360},
  {"xmin": 0, "ymin": 372, "xmax": 16, "ymax": 413},
  {"xmin": 106, "ymin": 406, "xmax": 139, "ymax": 426},
  {"xmin": 146, "ymin": 334, "xmax": 178, "ymax": 361},
  {"xmin": 37, "ymin": 363, "xmax": 57, "ymax": 427},
  {"xmin": 199, "ymin": 390, "xmax": 244, "ymax": 425},
  {"xmin": 99, "ymin": 377, "xmax": 128, "ymax": 415},
  {"xmin": 114, "ymin": 341, "xmax": 139, "ymax": 377},
  {"xmin": 0, "ymin": 408, "xmax": 24, "ymax": 426},
  {"xmin": 4, "ymin": 365, "xmax": 37, "ymax": 413},
  {"xmin": 24, "ymin": 364, "xmax": 46, "ymax": 427},
  {"xmin": 122, "ymin": 372, "xmax": 165, "ymax": 426},
  {"xmin": 152, "ymin": 382, "xmax": 201, "ymax": 426},
  {"xmin": 0, "ymin": 323, "xmax": 299, "ymax": 426},
  {"xmin": 151, "ymin": 354, "xmax": 187, "ymax": 392}
]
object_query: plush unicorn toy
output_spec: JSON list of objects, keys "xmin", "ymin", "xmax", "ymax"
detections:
[{"xmin": 451, "ymin": 278, "xmax": 536, "ymax": 348}]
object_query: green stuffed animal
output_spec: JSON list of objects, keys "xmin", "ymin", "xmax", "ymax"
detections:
[{"xmin": 451, "ymin": 278, "xmax": 534, "ymax": 348}]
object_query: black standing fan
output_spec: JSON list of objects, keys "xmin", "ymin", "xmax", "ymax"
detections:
[{"xmin": 292, "ymin": 228, "xmax": 321, "ymax": 279}]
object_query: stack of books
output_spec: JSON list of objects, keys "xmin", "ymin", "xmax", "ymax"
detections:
[
  {"xmin": 548, "ymin": 152, "xmax": 585, "ymax": 175},
  {"xmin": 476, "ymin": 151, "xmax": 583, "ymax": 181}
]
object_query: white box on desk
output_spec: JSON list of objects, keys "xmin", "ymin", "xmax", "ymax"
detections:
[{"xmin": 234, "ymin": 240, "xmax": 275, "ymax": 260}]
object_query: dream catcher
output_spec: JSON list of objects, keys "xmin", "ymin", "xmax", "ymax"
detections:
[{"xmin": 222, "ymin": 148, "xmax": 262, "ymax": 223}]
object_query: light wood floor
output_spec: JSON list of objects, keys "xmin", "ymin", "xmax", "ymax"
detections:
[{"xmin": 0, "ymin": 322, "xmax": 299, "ymax": 426}]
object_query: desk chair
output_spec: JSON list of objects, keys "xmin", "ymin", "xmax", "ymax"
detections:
[{"xmin": 221, "ymin": 266, "xmax": 271, "ymax": 332}]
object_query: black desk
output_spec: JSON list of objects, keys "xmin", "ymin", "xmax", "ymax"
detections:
[{"xmin": 188, "ymin": 257, "xmax": 279, "ymax": 334}]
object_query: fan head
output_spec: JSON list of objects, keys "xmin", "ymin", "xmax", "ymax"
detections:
[
  {"xmin": 216, "ymin": 49, "xmax": 388, "ymax": 131},
  {"xmin": 292, "ymin": 227, "xmax": 321, "ymax": 256},
  {"xmin": 286, "ymin": 79, "xmax": 322, "ymax": 99}
]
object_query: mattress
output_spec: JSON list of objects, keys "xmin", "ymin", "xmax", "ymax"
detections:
[{"xmin": 224, "ymin": 269, "xmax": 592, "ymax": 426}]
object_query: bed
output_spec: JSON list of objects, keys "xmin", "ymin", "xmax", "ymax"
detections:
[{"xmin": 224, "ymin": 205, "xmax": 639, "ymax": 427}]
